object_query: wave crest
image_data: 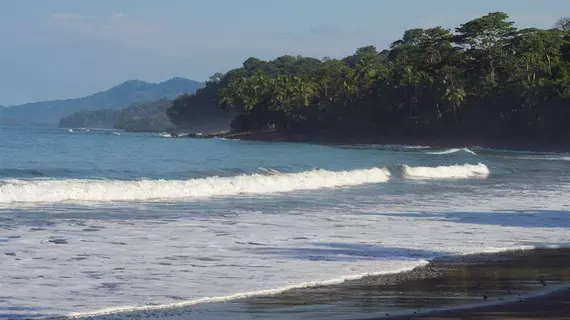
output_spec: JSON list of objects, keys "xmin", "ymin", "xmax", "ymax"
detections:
[
  {"xmin": 401, "ymin": 163, "xmax": 490, "ymax": 179},
  {"xmin": 426, "ymin": 148, "xmax": 477, "ymax": 156},
  {"xmin": 0, "ymin": 168, "xmax": 391, "ymax": 204}
]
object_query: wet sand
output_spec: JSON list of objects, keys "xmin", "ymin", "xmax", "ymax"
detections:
[
  {"xmin": 60, "ymin": 248, "xmax": 570, "ymax": 320},
  {"xmin": 223, "ymin": 248, "xmax": 570, "ymax": 320}
]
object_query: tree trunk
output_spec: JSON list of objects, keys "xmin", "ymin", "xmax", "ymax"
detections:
[{"xmin": 454, "ymin": 104, "xmax": 459, "ymax": 125}]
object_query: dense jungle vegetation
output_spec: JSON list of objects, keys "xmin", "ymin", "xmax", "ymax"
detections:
[{"xmin": 167, "ymin": 13, "xmax": 570, "ymax": 143}]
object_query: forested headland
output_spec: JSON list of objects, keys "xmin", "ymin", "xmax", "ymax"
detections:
[
  {"xmin": 167, "ymin": 13, "xmax": 570, "ymax": 148},
  {"xmin": 59, "ymin": 99, "xmax": 176, "ymax": 132}
]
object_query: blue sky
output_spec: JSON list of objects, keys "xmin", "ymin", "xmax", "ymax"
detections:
[{"xmin": 0, "ymin": 0, "xmax": 567, "ymax": 105}]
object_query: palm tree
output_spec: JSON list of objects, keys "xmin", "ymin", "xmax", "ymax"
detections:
[
  {"xmin": 444, "ymin": 87, "xmax": 466, "ymax": 124},
  {"xmin": 399, "ymin": 66, "xmax": 426, "ymax": 118},
  {"xmin": 354, "ymin": 56, "xmax": 378, "ymax": 99},
  {"xmin": 292, "ymin": 76, "xmax": 316, "ymax": 108}
]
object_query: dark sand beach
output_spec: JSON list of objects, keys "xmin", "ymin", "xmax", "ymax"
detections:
[
  {"xmin": 393, "ymin": 288, "xmax": 570, "ymax": 319},
  {"xmin": 199, "ymin": 248, "xmax": 570, "ymax": 320},
  {"xmin": 99, "ymin": 248, "xmax": 570, "ymax": 320}
]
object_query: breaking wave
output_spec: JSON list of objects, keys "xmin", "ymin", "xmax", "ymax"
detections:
[
  {"xmin": 0, "ymin": 168, "xmax": 391, "ymax": 204},
  {"xmin": 401, "ymin": 163, "xmax": 490, "ymax": 179},
  {"xmin": 426, "ymin": 148, "xmax": 477, "ymax": 156}
]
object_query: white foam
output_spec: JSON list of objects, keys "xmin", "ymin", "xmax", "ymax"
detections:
[
  {"xmin": 426, "ymin": 148, "xmax": 477, "ymax": 155},
  {"xmin": 158, "ymin": 132, "xmax": 173, "ymax": 138},
  {"xmin": 3, "ymin": 189, "xmax": 569, "ymax": 319},
  {"xmin": 67, "ymin": 263, "xmax": 427, "ymax": 318},
  {"xmin": 0, "ymin": 168, "xmax": 391, "ymax": 204},
  {"xmin": 402, "ymin": 163, "xmax": 490, "ymax": 179}
]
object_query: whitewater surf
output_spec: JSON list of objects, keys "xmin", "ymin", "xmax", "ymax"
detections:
[
  {"xmin": 0, "ymin": 167, "xmax": 391, "ymax": 204},
  {"xmin": 401, "ymin": 163, "xmax": 490, "ymax": 179}
]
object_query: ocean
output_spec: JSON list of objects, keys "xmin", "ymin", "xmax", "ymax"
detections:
[{"xmin": 1, "ymin": 126, "xmax": 569, "ymax": 319}]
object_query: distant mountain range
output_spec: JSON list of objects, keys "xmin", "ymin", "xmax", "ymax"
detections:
[{"xmin": 0, "ymin": 77, "xmax": 204, "ymax": 126}]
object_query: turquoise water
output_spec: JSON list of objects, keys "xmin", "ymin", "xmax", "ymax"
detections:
[{"xmin": 1, "ymin": 126, "xmax": 569, "ymax": 319}]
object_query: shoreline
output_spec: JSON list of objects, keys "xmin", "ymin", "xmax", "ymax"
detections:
[
  {"xmin": 60, "ymin": 247, "xmax": 570, "ymax": 320},
  {"xmin": 196, "ymin": 130, "xmax": 570, "ymax": 153},
  {"xmin": 236, "ymin": 247, "xmax": 570, "ymax": 320}
]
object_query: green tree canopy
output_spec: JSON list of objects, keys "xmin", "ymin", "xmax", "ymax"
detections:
[{"xmin": 167, "ymin": 12, "xmax": 570, "ymax": 143}]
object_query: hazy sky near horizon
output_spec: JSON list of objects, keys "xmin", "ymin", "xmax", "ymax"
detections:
[{"xmin": 0, "ymin": 0, "xmax": 568, "ymax": 105}]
